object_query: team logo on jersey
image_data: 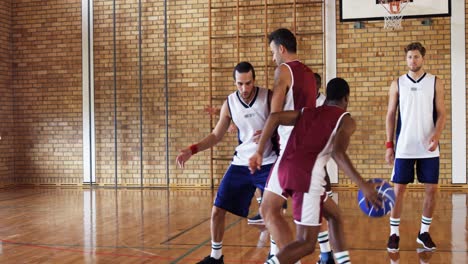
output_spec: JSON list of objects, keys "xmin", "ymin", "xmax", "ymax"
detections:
[
  {"xmin": 244, "ymin": 113, "xmax": 256, "ymax": 118},
  {"xmin": 411, "ymin": 87, "xmax": 418, "ymax": 91}
]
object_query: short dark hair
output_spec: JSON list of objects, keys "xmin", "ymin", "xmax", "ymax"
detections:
[
  {"xmin": 268, "ymin": 28, "xmax": 297, "ymax": 53},
  {"xmin": 405, "ymin": 42, "xmax": 426, "ymax": 57},
  {"xmin": 233, "ymin": 61, "xmax": 255, "ymax": 80},
  {"xmin": 326, "ymin": 78, "xmax": 349, "ymax": 101},
  {"xmin": 314, "ymin": 73, "xmax": 321, "ymax": 89}
]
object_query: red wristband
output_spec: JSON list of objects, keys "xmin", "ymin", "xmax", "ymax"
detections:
[
  {"xmin": 385, "ymin": 141, "xmax": 394, "ymax": 149},
  {"xmin": 189, "ymin": 144, "xmax": 198, "ymax": 155}
]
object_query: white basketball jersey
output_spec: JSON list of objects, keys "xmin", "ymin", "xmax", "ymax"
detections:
[
  {"xmin": 316, "ymin": 93, "xmax": 326, "ymax": 107},
  {"xmin": 395, "ymin": 73, "xmax": 439, "ymax": 158},
  {"xmin": 227, "ymin": 87, "xmax": 277, "ymax": 166}
]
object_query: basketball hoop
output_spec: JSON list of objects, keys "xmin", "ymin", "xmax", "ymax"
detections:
[{"xmin": 379, "ymin": 0, "xmax": 410, "ymax": 30}]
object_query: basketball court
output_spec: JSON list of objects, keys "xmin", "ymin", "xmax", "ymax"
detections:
[{"xmin": 0, "ymin": 0, "xmax": 467, "ymax": 263}]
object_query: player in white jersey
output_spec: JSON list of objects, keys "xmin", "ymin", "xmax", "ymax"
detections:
[
  {"xmin": 176, "ymin": 62, "xmax": 277, "ymax": 264},
  {"xmin": 385, "ymin": 42, "xmax": 446, "ymax": 252}
]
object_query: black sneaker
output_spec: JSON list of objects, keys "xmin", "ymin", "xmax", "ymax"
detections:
[
  {"xmin": 247, "ymin": 213, "xmax": 264, "ymax": 225},
  {"xmin": 417, "ymin": 232, "xmax": 436, "ymax": 250},
  {"xmin": 196, "ymin": 255, "xmax": 224, "ymax": 264},
  {"xmin": 316, "ymin": 252, "xmax": 335, "ymax": 264},
  {"xmin": 387, "ymin": 234, "xmax": 400, "ymax": 252}
]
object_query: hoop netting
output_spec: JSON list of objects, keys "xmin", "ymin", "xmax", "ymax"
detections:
[{"xmin": 380, "ymin": 0, "xmax": 409, "ymax": 30}]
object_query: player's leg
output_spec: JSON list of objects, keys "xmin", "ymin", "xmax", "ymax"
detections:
[
  {"xmin": 261, "ymin": 190, "xmax": 291, "ymax": 259},
  {"xmin": 388, "ymin": 158, "xmax": 415, "ymax": 252},
  {"xmin": 268, "ymin": 191, "xmax": 325, "ymax": 263},
  {"xmin": 322, "ymin": 196, "xmax": 350, "ymax": 264},
  {"xmin": 317, "ymin": 171, "xmax": 335, "ymax": 264},
  {"xmin": 261, "ymin": 162, "xmax": 292, "ymax": 259},
  {"xmin": 197, "ymin": 165, "xmax": 255, "ymax": 263},
  {"xmin": 416, "ymin": 157, "xmax": 439, "ymax": 250}
]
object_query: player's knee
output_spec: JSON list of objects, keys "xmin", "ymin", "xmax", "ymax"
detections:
[
  {"xmin": 295, "ymin": 239, "xmax": 316, "ymax": 255},
  {"xmin": 211, "ymin": 206, "xmax": 225, "ymax": 219}
]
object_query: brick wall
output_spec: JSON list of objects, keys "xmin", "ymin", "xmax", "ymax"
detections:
[
  {"xmin": 6, "ymin": 0, "xmax": 466, "ymax": 187},
  {"xmin": 12, "ymin": 0, "xmax": 83, "ymax": 185},
  {"xmin": 0, "ymin": 0, "xmax": 14, "ymax": 187}
]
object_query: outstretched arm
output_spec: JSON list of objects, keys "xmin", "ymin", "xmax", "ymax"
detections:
[
  {"xmin": 248, "ymin": 110, "xmax": 299, "ymax": 173},
  {"xmin": 332, "ymin": 115, "xmax": 381, "ymax": 208},
  {"xmin": 176, "ymin": 101, "xmax": 231, "ymax": 168}
]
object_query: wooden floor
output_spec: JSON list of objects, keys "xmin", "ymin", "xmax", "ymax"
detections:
[{"xmin": 0, "ymin": 187, "xmax": 466, "ymax": 263}]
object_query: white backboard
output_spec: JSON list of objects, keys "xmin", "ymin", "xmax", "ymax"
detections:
[{"xmin": 340, "ymin": 0, "xmax": 451, "ymax": 22}]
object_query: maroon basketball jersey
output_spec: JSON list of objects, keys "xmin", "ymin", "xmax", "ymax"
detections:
[
  {"xmin": 278, "ymin": 105, "xmax": 349, "ymax": 192},
  {"xmin": 283, "ymin": 60, "xmax": 317, "ymax": 110},
  {"xmin": 278, "ymin": 61, "xmax": 317, "ymax": 154}
]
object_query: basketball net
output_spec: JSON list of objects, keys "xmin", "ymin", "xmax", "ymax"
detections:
[{"xmin": 379, "ymin": 0, "xmax": 410, "ymax": 30}]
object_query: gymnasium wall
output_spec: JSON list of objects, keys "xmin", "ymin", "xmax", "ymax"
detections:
[
  {"xmin": 0, "ymin": 0, "xmax": 14, "ymax": 187},
  {"xmin": 12, "ymin": 0, "xmax": 83, "ymax": 185},
  {"xmin": 4, "ymin": 0, "xmax": 465, "ymax": 187}
]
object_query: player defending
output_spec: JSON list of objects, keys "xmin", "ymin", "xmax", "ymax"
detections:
[
  {"xmin": 265, "ymin": 27, "xmax": 318, "ymax": 259},
  {"xmin": 385, "ymin": 42, "xmax": 446, "ymax": 252},
  {"xmin": 176, "ymin": 62, "xmax": 277, "ymax": 264}
]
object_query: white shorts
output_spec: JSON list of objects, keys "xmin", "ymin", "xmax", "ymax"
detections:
[{"xmin": 265, "ymin": 156, "xmax": 325, "ymax": 226}]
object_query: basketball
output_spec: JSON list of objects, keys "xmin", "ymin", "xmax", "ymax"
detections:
[{"xmin": 357, "ymin": 178, "xmax": 395, "ymax": 217}]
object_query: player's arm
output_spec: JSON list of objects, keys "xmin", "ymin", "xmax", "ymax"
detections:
[
  {"xmin": 270, "ymin": 65, "xmax": 291, "ymax": 113},
  {"xmin": 332, "ymin": 115, "xmax": 381, "ymax": 208},
  {"xmin": 429, "ymin": 77, "xmax": 446, "ymax": 151},
  {"xmin": 385, "ymin": 80, "xmax": 399, "ymax": 164},
  {"xmin": 176, "ymin": 101, "xmax": 231, "ymax": 168},
  {"xmin": 249, "ymin": 110, "xmax": 299, "ymax": 173}
]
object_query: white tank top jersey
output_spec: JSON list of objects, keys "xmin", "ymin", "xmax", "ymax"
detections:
[
  {"xmin": 227, "ymin": 87, "xmax": 277, "ymax": 166},
  {"xmin": 316, "ymin": 93, "xmax": 326, "ymax": 107},
  {"xmin": 395, "ymin": 73, "xmax": 439, "ymax": 158}
]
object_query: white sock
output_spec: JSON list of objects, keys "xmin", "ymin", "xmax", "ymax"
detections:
[
  {"xmin": 318, "ymin": 231, "xmax": 331, "ymax": 253},
  {"xmin": 420, "ymin": 215, "xmax": 432, "ymax": 234},
  {"xmin": 334, "ymin": 250, "xmax": 351, "ymax": 264},
  {"xmin": 270, "ymin": 236, "xmax": 279, "ymax": 255},
  {"xmin": 210, "ymin": 241, "xmax": 222, "ymax": 259},
  {"xmin": 265, "ymin": 256, "xmax": 280, "ymax": 264},
  {"xmin": 390, "ymin": 217, "xmax": 400, "ymax": 236}
]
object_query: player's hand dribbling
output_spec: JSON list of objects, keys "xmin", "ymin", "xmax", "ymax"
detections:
[
  {"xmin": 176, "ymin": 148, "xmax": 192, "ymax": 169},
  {"xmin": 248, "ymin": 152, "xmax": 263, "ymax": 174},
  {"xmin": 361, "ymin": 181, "xmax": 382, "ymax": 209}
]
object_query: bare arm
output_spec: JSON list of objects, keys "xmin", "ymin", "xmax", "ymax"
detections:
[
  {"xmin": 176, "ymin": 101, "xmax": 231, "ymax": 168},
  {"xmin": 429, "ymin": 77, "xmax": 446, "ymax": 151},
  {"xmin": 332, "ymin": 115, "xmax": 381, "ymax": 207},
  {"xmin": 270, "ymin": 65, "xmax": 291, "ymax": 113},
  {"xmin": 249, "ymin": 110, "xmax": 300, "ymax": 173},
  {"xmin": 385, "ymin": 80, "xmax": 399, "ymax": 164}
]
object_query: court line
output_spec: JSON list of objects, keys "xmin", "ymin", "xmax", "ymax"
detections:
[
  {"xmin": 0, "ymin": 239, "xmax": 173, "ymax": 260},
  {"xmin": 160, "ymin": 217, "xmax": 211, "ymax": 245},
  {"xmin": 170, "ymin": 217, "xmax": 245, "ymax": 263}
]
